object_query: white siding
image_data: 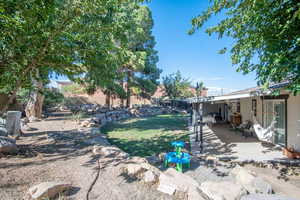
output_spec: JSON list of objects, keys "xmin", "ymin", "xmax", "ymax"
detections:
[{"xmin": 287, "ymin": 95, "xmax": 300, "ymax": 151}]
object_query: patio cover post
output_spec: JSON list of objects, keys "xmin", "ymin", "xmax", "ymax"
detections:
[
  {"xmin": 199, "ymin": 102, "xmax": 203, "ymax": 152},
  {"xmin": 192, "ymin": 103, "xmax": 199, "ymax": 142}
]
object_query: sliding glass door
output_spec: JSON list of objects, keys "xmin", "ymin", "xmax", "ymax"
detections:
[{"xmin": 264, "ymin": 100, "xmax": 286, "ymax": 146}]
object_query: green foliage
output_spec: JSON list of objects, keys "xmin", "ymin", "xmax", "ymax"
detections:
[
  {"xmin": 83, "ymin": 3, "xmax": 161, "ymax": 106},
  {"xmin": 190, "ymin": 0, "xmax": 300, "ymax": 94},
  {"xmin": 195, "ymin": 81, "xmax": 204, "ymax": 97},
  {"xmin": 43, "ymin": 89, "xmax": 64, "ymax": 107},
  {"xmin": 61, "ymin": 83, "xmax": 85, "ymax": 95},
  {"xmin": 70, "ymin": 111, "xmax": 87, "ymax": 123},
  {"xmin": 16, "ymin": 88, "xmax": 31, "ymax": 104},
  {"xmin": 0, "ymin": 0, "xmax": 154, "ymax": 112},
  {"xmin": 162, "ymin": 71, "xmax": 192, "ymax": 99}
]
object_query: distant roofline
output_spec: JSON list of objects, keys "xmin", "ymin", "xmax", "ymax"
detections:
[
  {"xmin": 221, "ymin": 80, "xmax": 290, "ymax": 96},
  {"xmin": 180, "ymin": 80, "xmax": 290, "ymax": 103}
]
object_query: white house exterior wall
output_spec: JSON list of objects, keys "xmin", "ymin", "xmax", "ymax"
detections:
[{"xmin": 287, "ymin": 94, "xmax": 300, "ymax": 151}]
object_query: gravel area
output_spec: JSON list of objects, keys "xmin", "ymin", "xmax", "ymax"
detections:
[{"xmin": 0, "ymin": 112, "xmax": 172, "ymax": 200}]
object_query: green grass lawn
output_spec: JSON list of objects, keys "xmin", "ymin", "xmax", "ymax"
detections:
[{"xmin": 101, "ymin": 114, "xmax": 189, "ymax": 157}]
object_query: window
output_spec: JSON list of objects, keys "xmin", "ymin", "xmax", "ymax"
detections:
[{"xmin": 252, "ymin": 99, "xmax": 257, "ymax": 116}]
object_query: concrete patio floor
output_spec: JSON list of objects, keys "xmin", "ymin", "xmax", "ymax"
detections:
[{"xmin": 190, "ymin": 123, "xmax": 292, "ymax": 163}]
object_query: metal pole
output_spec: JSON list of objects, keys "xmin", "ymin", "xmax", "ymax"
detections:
[
  {"xmin": 199, "ymin": 102, "xmax": 203, "ymax": 152},
  {"xmin": 194, "ymin": 104, "xmax": 199, "ymax": 142}
]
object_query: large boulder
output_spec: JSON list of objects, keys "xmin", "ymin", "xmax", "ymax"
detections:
[
  {"xmin": 143, "ymin": 170, "xmax": 158, "ymax": 183},
  {"xmin": 0, "ymin": 136, "xmax": 18, "ymax": 153},
  {"xmin": 157, "ymin": 168, "xmax": 205, "ymax": 200},
  {"xmin": 0, "ymin": 127, "xmax": 8, "ymax": 137},
  {"xmin": 123, "ymin": 157, "xmax": 153, "ymax": 177},
  {"xmin": 231, "ymin": 165, "xmax": 273, "ymax": 194},
  {"xmin": 124, "ymin": 163, "xmax": 149, "ymax": 177},
  {"xmin": 5, "ymin": 111, "xmax": 21, "ymax": 136},
  {"xmin": 26, "ymin": 181, "xmax": 72, "ymax": 200},
  {"xmin": 241, "ymin": 194, "xmax": 297, "ymax": 200},
  {"xmin": 146, "ymin": 155, "xmax": 161, "ymax": 165},
  {"xmin": 100, "ymin": 146, "xmax": 128, "ymax": 158},
  {"xmin": 200, "ymin": 181, "xmax": 247, "ymax": 200}
]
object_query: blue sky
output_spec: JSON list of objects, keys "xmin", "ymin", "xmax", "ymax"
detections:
[
  {"xmin": 52, "ymin": 1, "xmax": 258, "ymax": 95},
  {"xmin": 148, "ymin": 0, "xmax": 257, "ymax": 95}
]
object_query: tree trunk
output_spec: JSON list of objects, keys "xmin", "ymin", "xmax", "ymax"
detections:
[
  {"xmin": 120, "ymin": 79, "xmax": 125, "ymax": 108},
  {"xmin": 0, "ymin": 92, "xmax": 17, "ymax": 116},
  {"xmin": 105, "ymin": 91, "xmax": 111, "ymax": 109},
  {"xmin": 121, "ymin": 99, "xmax": 124, "ymax": 108},
  {"xmin": 126, "ymin": 71, "xmax": 132, "ymax": 108},
  {"xmin": 25, "ymin": 74, "xmax": 44, "ymax": 121}
]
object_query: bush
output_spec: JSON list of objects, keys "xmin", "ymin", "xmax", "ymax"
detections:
[{"xmin": 44, "ymin": 89, "xmax": 64, "ymax": 107}]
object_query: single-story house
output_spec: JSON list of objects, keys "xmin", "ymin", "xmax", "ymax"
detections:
[{"xmin": 187, "ymin": 81, "xmax": 300, "ymax": 152}]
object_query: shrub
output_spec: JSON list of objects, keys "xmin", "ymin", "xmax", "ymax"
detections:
[{"xmin": 44, "ymin": 89, "xmax": 64, "ymax": 107}]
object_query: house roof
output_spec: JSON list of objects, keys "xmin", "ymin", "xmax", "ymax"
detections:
[{"xmin": 182, "ymin": 81, "xmax": 290, "ymax": 104}]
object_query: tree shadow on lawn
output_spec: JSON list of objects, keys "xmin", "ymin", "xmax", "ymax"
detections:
[
  {"xmin": 108, "ymin": 135, "xmax": 189, "ymax": 157},
  {"xmin": 102, "ymin": 115, "xmax": 190, "ymax": 157},
  {"xmin": 102, "ymin": 114, "xmax": 188, "ymax": 134}
]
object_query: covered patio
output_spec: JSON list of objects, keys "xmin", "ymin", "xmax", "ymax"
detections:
[{"xmin": 190, "ymin": 123, "xmax": 289, "ymax": 163}]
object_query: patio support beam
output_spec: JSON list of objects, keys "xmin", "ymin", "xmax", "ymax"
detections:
[{"xmin": 199, "ymin": 102, "xmax": 203, "ymax": 153}]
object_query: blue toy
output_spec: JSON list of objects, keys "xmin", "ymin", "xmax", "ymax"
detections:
[{"xmin": 164, "ymin": 141, "xmax": 191, "ymax": 172}]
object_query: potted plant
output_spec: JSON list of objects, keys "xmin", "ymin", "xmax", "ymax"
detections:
[
  {"xmin": 283, "ymin": 147, "xmax": 295, "ymax": 159},
  {"xmin": 283, "ymin": 146, "xmax": 300, "ymax": 159}
]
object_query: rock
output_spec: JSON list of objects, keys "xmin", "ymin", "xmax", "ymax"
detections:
[
  {"xmin": 0, "ymin": 127, "xmax": 8, "ymax": 137},
  {"xmin": 26, "ymin": 181, "xmax": 71, "ymax": 200},
  {"xmin": 231, "ymin": 165, "xmax": 273, "ymax": 194},
  {"xmin": 91, "ymin": 128, "xmax": 101, "ymax": 135},
  {"xmin": 84, "ymin": 136, "xmax": 110, "ymax": 146},
  {"xmin": 0, "ymin": 117, "xmax": 6, "ymax": 126},
  {"xmin": 146, "ymin": 155, "xmax": 161, "ymax": 165},
  {"xmin": 123, "ymin": 157, "xmax": 154, "ymax": 177},
  {"xmin": 157, "ymin": 179, "xmax": 176, "ymax": 195},
  {"xmin": 100, "ymin": 146, "xmax": 124, "ymax": 157},
  {"xmin": 80, "ymin": 120, "xmax": 90, "ymax": 127},
  {"xmin": 28, "ymin": 116, "xmax": 41, "ymax": 122},
  {"xmin": 22, "ymin": 125, "xmax": 36, "ymax": 131},
  {"xmin": 143, "ymin": 170, "xmax": 158, "ymax": 183},
  {"xmin": 87, "ymin": 122, "xmax": 97, "ymax": 128},
  {"xmin": 157, "ymin": 168, "xmax": 205, "ymax": 200},
  {"xmin": 241, "ymin": 194, "xmax": 296, "ymax": 200},
  {"xmin": 125, "ymin": 163, "xmax": 148, "ymax": 176},
  {"xmin": 158, "ymin": 152, "xmax": 166, "ymax": 161},
  {"xmin": 129, "ymin": 156, "xmax": 148, "ymax": 164},
  {"xmin": 0, "ymin": 136, "xmax": 18, "ymax": 154},
  {"xmin": 200, "ymin": 181, "xmax": 247, "ymax": 200},
  {"xmin": 6, "ymin": 111, "xmax": 22, "ymax": 136},
  {"xmin": 251, "ymin": 177, "xmax": 273, "ymax": 194}
]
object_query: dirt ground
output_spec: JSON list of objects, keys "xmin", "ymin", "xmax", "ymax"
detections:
[
  {"xmin": 0, "ymin": 112, "xmax": 171, "ymax": 200},
  {"xmin": 1, "ymin": 112, "xmax": 300, "ymax": 200}
]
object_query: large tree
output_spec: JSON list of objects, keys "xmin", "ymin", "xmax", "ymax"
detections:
[
  {"xmin": 0, "ymin": 0, "xmax": 146, "ymax": 115},
  {"xmin": 121, "ymin": 5, "xmax": 161, "ymax": 107},
  {"xmin": 162, "ymin": 71, "xmax": 193, "ymax": 99},
  {"xmin": 82, "ymin": 2, "xmax": 160, "ymax": 108},
  {"xmin": 190, "ymin": 0, "xmax": 300, "ymax": 94}
]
